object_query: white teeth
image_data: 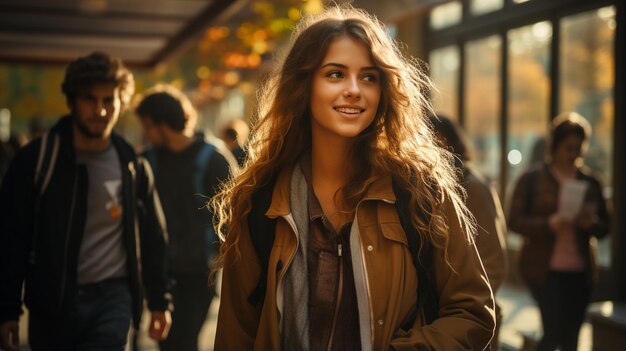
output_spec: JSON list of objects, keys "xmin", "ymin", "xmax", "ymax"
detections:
[{"xmin": 335, "ymin": 107, "xmax": 362, "ymax": 114}]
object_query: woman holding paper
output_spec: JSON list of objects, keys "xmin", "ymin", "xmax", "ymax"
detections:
[{"xmin": 509, "ymin": 111, "xmax": 610, "ymax": 351}]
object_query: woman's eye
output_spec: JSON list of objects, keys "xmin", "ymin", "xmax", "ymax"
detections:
[
  {"xmin": 362, "ymin": 74, "xmax": 378, "ymax": 82},
  {"xmin": 327, "ymin": 71, "xmax": 343, "ymax": 79}
]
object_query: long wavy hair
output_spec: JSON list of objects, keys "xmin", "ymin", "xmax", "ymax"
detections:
[{"xmin": 212, "ymin": 5, "xmax": 475, "ymax": 268}]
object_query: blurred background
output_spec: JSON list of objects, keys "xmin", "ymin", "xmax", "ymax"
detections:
[{"xmin": 0, "ymin": 0, "xmax": 623, "ymax": 350}]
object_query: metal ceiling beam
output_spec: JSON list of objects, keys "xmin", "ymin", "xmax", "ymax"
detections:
[
  {"xmin": 147, "ymin": 0, "xmax": 248, "ymax": 67},
  {"xmin": 0, "ymin": 0, "xmax": 209, "ymax": 17},
  {"xmin": 0, "ymin": 0, "xmax": 248, "ymax": 67},
  {"xmin": 0, "ymin": 12, "xmax": 183, "ymax": 37}
]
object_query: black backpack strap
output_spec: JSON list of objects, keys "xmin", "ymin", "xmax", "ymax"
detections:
[
  {"xmin": 393, "ymin": 180, "xmax": 439, "ymax": 328},
  {"xmin": 247, "ymin": 174, "xmax": 279, "ymax": 307},
  {"xmin": 193, "ymin": 144, "xmax": 218, "ymax": 255},
  {"xmin": 193, "ymin": 143, "xmax": 216, "ymax": 207},
  {"xmin": 144, "ymin": 148, "xmax": 157, "ymax": 175}
]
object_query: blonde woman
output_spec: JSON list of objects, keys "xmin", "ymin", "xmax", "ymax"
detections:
[{"xmin": 213, "ymin": 6, "xmax": 495, "ymax": 350}]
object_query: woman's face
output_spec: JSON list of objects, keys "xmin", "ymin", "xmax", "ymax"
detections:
[
  {"xmin": 552, "ymin": 134, "xmax": 584, "ymax": 166},
  {"xmin": 309, "ymin": 35, "xmax": 381, "ymax": 144}
]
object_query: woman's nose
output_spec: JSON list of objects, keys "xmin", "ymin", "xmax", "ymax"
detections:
[{"xmin": 343, "ymin": 77, "xmax": 361, "ymax": 99}]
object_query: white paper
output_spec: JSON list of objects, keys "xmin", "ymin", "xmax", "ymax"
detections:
[{"xmin": 559, "ymin": 179, "xmax": 589, "ymax": 221}]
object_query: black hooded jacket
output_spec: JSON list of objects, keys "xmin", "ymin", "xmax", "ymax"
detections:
[{"xmin": 0, "ymin": 116, "xmax": 170, "ymax": 328}]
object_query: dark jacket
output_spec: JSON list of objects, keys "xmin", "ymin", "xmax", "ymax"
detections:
[
  {"xmin": 0, "ymin": 116, "xmax": 170, "ymax": 328},
  {"xmin": 145, "ymin": 136, "xmax": 233, "ymax": 275},
  {"xmin": 508, "ymin": 164, "xmax": 610, "ymax": 285}
]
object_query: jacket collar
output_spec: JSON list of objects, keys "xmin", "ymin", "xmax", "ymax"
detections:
[
  {"xmin": 265, "ymin": 167, "xmax": 293, "ymax": 218},
  {"xmin": 363, "ymin": 173, "xmax": 397, "ymax": 203},
  {"xmin": 50, "ymin": 115, "xmax": 75, "ymax": 153},
  {"xmin": 265, "ymin": 165, "xmax": 397, "ymax": 218}
]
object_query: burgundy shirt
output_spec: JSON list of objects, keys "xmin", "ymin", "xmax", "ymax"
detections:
[{"xmin": 301, "ymin": 160, "xmax": 361, "ymax": 351}]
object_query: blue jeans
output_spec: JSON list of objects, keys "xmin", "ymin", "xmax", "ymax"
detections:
[{"xmin": 29, "ymin": 277, "xmax": 132, "ymax": 351}]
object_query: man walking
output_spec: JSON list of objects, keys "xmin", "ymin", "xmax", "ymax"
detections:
[
  {"xmin": 0, "ymin": 52, "xmax": 171, "ymax": 350},
  {"xmin": 135, "ymin": 85, "xmax": 235, "ymax": 351}
]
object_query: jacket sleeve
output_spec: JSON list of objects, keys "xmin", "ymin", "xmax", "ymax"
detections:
[
  {"xmin": 214, "ymin": 223, "xmax": 263, "ymax": 350},
  {"xmin": 390, "ymin": 199, "xmax": 496, "ymax": 351},
  {"xmin": 465, "ymin": 174, "xmax": 508, "ymax": 292},
  {"xmin": 136, "ymin": 157, "xmax": 170, "ymax": 312},
  {"xmin": 0, "ymin": 144, "xmax": 38, "ymax": 323},
  {"xmin": 508, "ymin": 170, "xmax": 552, "ymax": 239}
]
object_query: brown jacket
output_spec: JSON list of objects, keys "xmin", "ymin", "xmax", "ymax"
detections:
[
  {"xmin": 215, "ymin": 167, "xmax": 495, "ymax": 350},
  {"xmin": 508, "ymin": 165, "xmax": 610, "ymax": 286},
  {"xmin": 464, "ymin": 167, "xmax": 508, "ymax": 293}
]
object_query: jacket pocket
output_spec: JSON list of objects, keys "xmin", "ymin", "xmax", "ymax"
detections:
[{"xmin": 380, "ymin": 221, "xmax": 409, "ymax": 247}]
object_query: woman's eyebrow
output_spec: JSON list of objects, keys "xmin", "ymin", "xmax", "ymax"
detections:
[{"xmin": 319, "ymin": 62, "xmax": 378, "ymax": 71}]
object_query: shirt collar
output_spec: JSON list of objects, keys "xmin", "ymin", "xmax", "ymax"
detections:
[{"xmin": 299, "ymin": 155, "xmax": 325, "ymax": 221}]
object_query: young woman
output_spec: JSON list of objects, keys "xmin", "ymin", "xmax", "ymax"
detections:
[
  {"xmin": 509, "ymin": 112, "xmax": 610, "ymax": 351},
  {"xmin": 213, "ymin": 6, "xmax": 495, "ymax": 350}
]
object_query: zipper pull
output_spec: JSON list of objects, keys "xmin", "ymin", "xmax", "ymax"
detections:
[{"xmin": 338, "ymin": 243, "xmax": 342, "ymax": 257}]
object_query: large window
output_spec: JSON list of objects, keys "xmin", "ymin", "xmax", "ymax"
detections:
[
  {"xmin": 560, "ymin": 6, "xmax": 616, "ymax": 267},
  {"xmin": 560, "ymin": 6, "xmax": 615, "ymax": 192},
  {"xmin": 429, "ymin": 46, "xmax": 460, "ymax": 119},
  {"xmin": 470, "ymin": 0, "xmax": 504, "ymax": 15},
  {"xmin": 507, "ymin": 21, "xmax": 551, "ymax": 186},
  {"xmin": 464, "ymin": 35, "xmax": 501, "ymax": 184},
  {"xmin": 429, "ymin": 1, "xmax": 462, "ymax": 30},
  {"xmin": 426, "ymin": 1, "xmax": 620, "ymax": 272}
]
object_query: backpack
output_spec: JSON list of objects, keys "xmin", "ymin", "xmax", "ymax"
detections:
[
  {"xmin": 144, "ymin": 142, "xmax": 218, "ymax": 254},
  {"xmin": 246, "ymin": 175, "xmax": 440, "ymax": 328}
]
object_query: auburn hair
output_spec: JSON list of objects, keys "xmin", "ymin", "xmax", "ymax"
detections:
[{"xmin": 212, "ymin": 5, "xmax": 475, "ymax": 268}]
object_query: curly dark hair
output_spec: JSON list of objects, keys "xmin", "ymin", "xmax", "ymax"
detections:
[
  {"xmin": 61, "ymin": 51, "xmax": 135, "ymax": 107},
  {"xmin": 135, "ymin": 85, "xmax": 197, "ymax": 132}
]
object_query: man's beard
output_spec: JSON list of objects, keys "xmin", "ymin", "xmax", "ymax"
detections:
[{"xmin": 74, "ymin": 118, "xmax": 106, "ymax": 139}]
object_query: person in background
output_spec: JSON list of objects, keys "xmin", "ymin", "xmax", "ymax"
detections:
[
  {"xmin": 212, "ymin": 5, "xmax": 495, "ymax": 350},
  {"xmin": 429, "ymin": 114, "xmax": 508, "ymax": 351},
  {"xmin": 27, "ymin": 116, "xmax": 47, "ymax": 142},
  {"xmin": 220, "ymin": 118, "xmax": 249, "ymax": 167},
  {"xmin": 135, "ymin": 85, "xmax": 235, "ymax": 351},
  {"xmin": 509, "ymin": 112, "xmax": 610, "ymax": 351},
  {"xmin": 0, "ymin": 51, "xmax": 170, "ymax": 351},
  {"xmin": 0, "ymin": 119, "xmax": 28, "ymax": 186},
  {"xmin": 0, "ymin": 136, "xmax": 19, "ymax": 186}
]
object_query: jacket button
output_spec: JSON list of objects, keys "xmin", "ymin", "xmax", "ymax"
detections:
[
  {"xmin": 367, "ymin": 245, "xmax": 373, "ymax": 251},
  {"xmin": 378, "ymin": 319, "xmax": 384, "ymax": 325}
]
